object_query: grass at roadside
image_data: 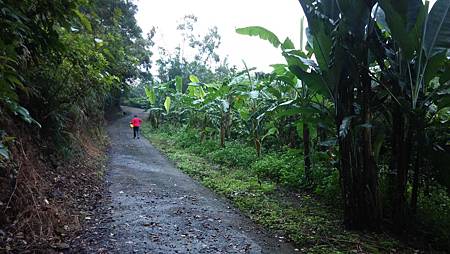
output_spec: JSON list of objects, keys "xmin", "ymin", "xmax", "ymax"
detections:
[{"xmin": 142, "ymin": 123, "xmax": 418, "ymax": 253}]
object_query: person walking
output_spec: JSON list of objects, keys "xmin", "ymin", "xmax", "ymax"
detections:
[{"xmin": 130, "ymin": 115, "xmax": 142, "ymax": 139}]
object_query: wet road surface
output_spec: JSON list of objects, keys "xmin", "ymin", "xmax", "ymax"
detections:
[{"xmin": 72, "ymin": 106, "xmax": 296, "ymax": 254}]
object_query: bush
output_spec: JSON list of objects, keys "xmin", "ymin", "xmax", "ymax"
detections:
[
  {"xmin": 251, "ymin": 150, "xmax": 304, "ymax": 188},
  {"xmin": 278, "ymin": 150, "xmax": 305, "ymax": 188},
  {"xmin": 171, "ymin": 128, "xmax": 198, "ymax": 148},
  {"xmin": 313, "ymin": 167, "xmax": 340, "ymax": 202},
  {"xmin": 187, "ymin": 140, "xmax": 220, "ymax": 156},
  {"xmin": 165, "ymin": 127, "xmax": 221, "ymax": 156},
  {"xmin": 251, "ymin": 154, "xmax": 285, "ymax": 180},
  {"xmin": 417, "ymin": 185, "xmax": 450, "ymax": 250},
  {"xmin": 208, "ymin": 142, "xmax": 258, "ymax": 168},
  {"xmin": 149, "ymin": 123, "xmax": 339, "ymax": 196},
  {"xmin": 122, "ymin": 96, "xmax": 147, "ymax": 108},
  {"xmin": 307, "ymin": 151, "xmax": 341, "ymax": 201}
]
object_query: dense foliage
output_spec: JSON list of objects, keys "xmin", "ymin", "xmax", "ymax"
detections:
[
  {"xmin": 143, "ymin": 123, "xmax": 427, "ymax": 253},
  {"xmin": 0, "ymin": 0, "xmax": 152, "ymax": 158},
  {"xmin": 133, "ymin": 0, "xmax": 450, "ymax": 249},
  {"xmin": 1, "ymin": 0, "xmax": 448, "ymax": 251},
  {"xmin": 0, "ymin": 0, "xmax": 154, "ymax": 249}
]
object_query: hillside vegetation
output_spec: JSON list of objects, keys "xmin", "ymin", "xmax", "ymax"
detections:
[
  {"xmin": 0, "ymin": 0, "xmax": 152, "ymax": 250},
  {"xmin": 1, "ymin": 0, "xmax": 449, "ymax": 252},
  {"xmin": 131, "ymin": 0, "xmax": 450, "ymax": 251}
]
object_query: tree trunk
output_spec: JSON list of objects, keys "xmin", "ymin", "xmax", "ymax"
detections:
[
  {"xmin": 410, "ymin": 149, "xmax": 420, "ymax": 215},
  {"xmin": 200, "ymin": 115, "xmax": 207, "ymax": 142},
  {"xmin": 289, "ymin": 124, "xmax": 298, "ymax": 148},
  {"xmin": 360, "ymin": 55, "xmax": 382, "ymax": 230},
  {"xmin": 303, "ymin": 122, "xmax": 311, "ymax": 182},
  {"xmin": 226, "ymin": 111, "xmax": 232, "ymax": 139},
  {"xmin": 318, "ymin": 124, "xmax": 327, "ymax": 151},
  {"xmin": 226, "ymin": 98, "xmax": 232, "ymax": 139},
  {"xmin": 391, "ymin": 84, "xmax": 411, "ymax": 232},
  {"xmin": 253, "ymin": 120, "xmax": 261, "ymax": 157},
  {"xmin": 337, "ymin": 72, "xmax": 359, "ymax": 229},
  {"xmin": 411, "ymin": 117, "xmax": 424, "ymax": 215},
  {"xmin": 255, "ymin": 137, "xmax": 261, "ymax": 156},
  {"xmin": 220, "ymin": 115, "xmax": 226, "ymax": 148},
  {"xmin": 337, "ymin": 52, "xmax": 381, "ymax": 230}
]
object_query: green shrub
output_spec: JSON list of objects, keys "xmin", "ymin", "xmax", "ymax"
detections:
[
  {"xmin": 309, "ymin": 151, "xmax": 341, "ymax": 201},
  {"xmin": 172, "ymin": 128, "xmax": 198, "ymax": 148},
  {"xmin": 187, "ymin": 140, "xmax": 220, "ymax": 156},
  {"xmin": 251, "ymin": 150, "xmax": 304, "ymax": 188},
  {"xmin": 122, "ymin": 96, "xmax": 147, "ymax": 108},
  {"xmin": 251, "ymin": 154, "xmax": 285, "ymax": 180},
  {"xmin": 313, "ymin": 167, "xmax": 340, "ymax": 202},
  {"xmin": 417, "ymin": 185, "xmax": 450, "ymax": 250},
  {"xmin": 278, "ymin": 150, "xmax": 305, "ymax": 188},
  {"xmin": 166, "ymin": 127, "xmax": 222, "ymax": 155},
  {"xmin": 279, "ymin": 164, "xmax": 304, "ymax": 188},
  {"xmin": 208, "ymin": 142, "xmax": 258, "ymax": 168},
  {"xmin": 148, "ymin": 123, "xmax": 340, "ymax": 198}
]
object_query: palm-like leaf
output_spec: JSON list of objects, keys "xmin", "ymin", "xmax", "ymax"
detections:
[
  {"xmin": 236, "ymin": 26, "xmax": 281, "ymax": 48},
  {"xmin": 423, "ymin": 0, "xmax": 450, "ymax": 58}
]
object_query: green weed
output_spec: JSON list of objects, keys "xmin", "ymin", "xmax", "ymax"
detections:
[
  {"xmin": 208, "ymin": 143, "xmax": 257, "ymax": 168},
  {"xmin": 142, "ymin": 123, "xmax": 418, "ymax": 253}
]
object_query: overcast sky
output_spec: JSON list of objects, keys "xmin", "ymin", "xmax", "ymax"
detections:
[
  {"xmin": 134, "ymin": 0, "xmax": 437, "ymax": 74},
  {"xmin": 135, "ymin": 0, "xmax": 304, "ymax": 73}
]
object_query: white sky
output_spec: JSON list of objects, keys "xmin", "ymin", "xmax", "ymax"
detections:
[
  {"xmin": 134, "ymin": 0, "xmax": 304, "ymax": 73},
  {"xmin": 134, "ymin": 0, "xmax": 437, "ymax": 75}
]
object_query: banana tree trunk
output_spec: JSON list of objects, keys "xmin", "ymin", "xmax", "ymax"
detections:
[
  {"xmin": 253, "ymin": 120, "xmax": 261, "ymax": 156},
  {"xmin": 361, "ymin": 57, "xmax": 382, "ymax": 230},
  {"xmin": 226, "ymin": 97, "xmax": 233, "ymax": 139},
  {"xmin": 411, "ymin": 116, "xmax": 424, "ymax": 215},
  {"xmin": 318, "ymin": 124, "xmax": 327, "ymax": 151},
  {"xmin": 226, "ymin": 112, "xmax": 232, "ymax": 139},
  {"xmin": 391, "ymin": 82, "xmax": 411, "ymax": 231},
  {"xmin": 220, "ymin": 114, "xmax": 226, "ymax": 148},
  {"xmin": 411, "ymin": 147, "xmax": 421, "ymax": 214},
  {"xmin": 200, "ymin": 115, "xmax": 207, "ymax": 142},
  {"xmin": 289, "ymin": 121, "xmax": 298, "ymax": 148},
  {"xmin": 336, "ymin": 72, "xmax": 358, "ymax": 228},
  {"xmin": 303, "ymin": 122, "xmax": 311, "ymax": 182},
  {"xmin": 255, "ymin": 135, "xmax": 261, "ymax": 157},
  {"xmin": 337, "ymin": 58, "xmax": 381, "ymax": 230}
]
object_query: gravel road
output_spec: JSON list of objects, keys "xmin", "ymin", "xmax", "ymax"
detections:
[{"xmin": 71, "ymin": 106, "xmax": 296, "ymax": 254}]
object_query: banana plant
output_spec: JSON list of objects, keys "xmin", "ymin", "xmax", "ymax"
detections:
[
  {"xmin": 374, "ymin": 0, "xmax": 450, "ymax": 222},
  {"xmin": 144, "ymin": 77, "xmax": 180, "ymax": 128},
  {"xmin": 267, "ymin": 64, "xmax": 335, "ymax": 177},
  {"xmin": 237, "ymin": 20, "xmax": 335, "ymax": 180},
  {"xmin": 173, "ymin": 74, "xmax": 225, "ymax": 144},
  {"xmin": 299, "ymin": 0, "xmax": 384, "ymax": 230},
  {"xmin": 238, "ymin": 0, "xmax": 384, "ymax": 229}
]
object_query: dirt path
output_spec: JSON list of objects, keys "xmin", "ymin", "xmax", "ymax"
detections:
[{"xmin": 72, "ymin": 106, "xmax": 297, "ymax": 253}]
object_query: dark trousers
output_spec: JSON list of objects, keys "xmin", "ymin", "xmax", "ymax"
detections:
[{"xmin": 133, "ymin": 126, "xmax": 140, "ymax": 138}]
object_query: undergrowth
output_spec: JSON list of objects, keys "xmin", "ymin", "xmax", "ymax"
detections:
[
  {"xmin": 0, "ymin": 124, "xmax": 108, "ymax": 252},
  {"xmin": 142, "ymin": 123, "xmax": 425, "ymax": 253}
]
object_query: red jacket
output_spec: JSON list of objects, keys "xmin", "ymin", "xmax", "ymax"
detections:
[{"xmin": 130, "ymin": 117, "xmax": 142, "ymax": 127}]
